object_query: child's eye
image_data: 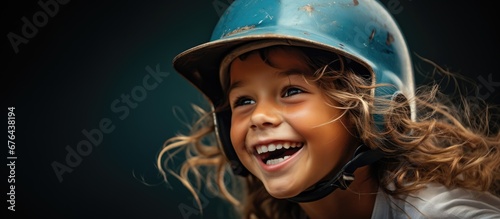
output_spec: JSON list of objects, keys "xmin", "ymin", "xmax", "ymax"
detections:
[
  {"xmin": 282, "ymin": 87, "xmax": 304, "ymax": 97},
  {"xmin": 233, "ymin": 96, "xmax": 255, "ymax": 107}
]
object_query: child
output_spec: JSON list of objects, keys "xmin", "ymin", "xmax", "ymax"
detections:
[{"xmin": 158, "ymin": 0, "xmax": 500, "ymax": 218}]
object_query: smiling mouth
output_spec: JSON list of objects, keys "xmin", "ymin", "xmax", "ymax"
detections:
[{"xmin": 255, "ymin": 142, "xmax": 304, "ymax": 165}]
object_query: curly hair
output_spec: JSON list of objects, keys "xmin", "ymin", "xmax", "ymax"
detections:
[{"xmin": 157, "ymin": 46, "xmax": 500, "ymax": 219}]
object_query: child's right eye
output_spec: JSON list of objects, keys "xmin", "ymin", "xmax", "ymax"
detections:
[
  {"xmin": 233, "ymin": 96, "xmax": 255, "ymax": 108},
  {"xmin": 282, "ymin": 87, "xmax": 304, "ymax": 97}
]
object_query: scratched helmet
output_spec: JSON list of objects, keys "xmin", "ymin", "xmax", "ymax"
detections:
[{"xmin": 173, "ymin": 0, "xmax": 415, "ymax": 177}]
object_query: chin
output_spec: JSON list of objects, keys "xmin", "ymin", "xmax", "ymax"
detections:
[{"xmin": 264, "ymin": 183, "xmax": 304, "ymax": 199}]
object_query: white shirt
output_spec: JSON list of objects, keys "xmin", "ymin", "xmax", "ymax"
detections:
[{"xmin": 371, "ymin": 183, "xmax": 500, "ymax": 219}]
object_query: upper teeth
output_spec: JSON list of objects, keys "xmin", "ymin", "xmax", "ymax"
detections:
[{"xmin": 256, "ymin": 142, "xmax": 302, "ymax": 154}]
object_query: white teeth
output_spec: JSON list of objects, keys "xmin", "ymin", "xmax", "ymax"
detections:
[
  {"xmin": 256, "ymin": 146, "xmax": 267, "ymax": 154},
  {"xmin": 256, "ymin": 142, "xmax": 303, "ymax": 154},
  {"xmin": 276, "ymin": 144, "xmax": 282, "ymax": 150},
  {"xmin": 266, "ymin": 155, "xmax": 291, "ymax": 165},
  {"xmin": 284, "ymin": 142, "xmax": 290, "ymax": 149}
]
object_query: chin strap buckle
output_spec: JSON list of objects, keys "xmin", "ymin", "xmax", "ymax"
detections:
[
  {"xmin": 288, "ymin": 144, "xmax": 384, "ymax": 203},
  {"xmin": 338, "ymin": 173, "xmax": 355, "ymax": 190}
]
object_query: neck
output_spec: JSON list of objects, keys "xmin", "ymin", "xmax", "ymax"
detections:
[{"xmin": 298, "ymin": 166, "xmax": 378, "ymax": 219}]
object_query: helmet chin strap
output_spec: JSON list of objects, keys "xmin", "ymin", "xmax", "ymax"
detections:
[{"xmin": 287, "ymin": 144, "xmax": 384, "ymax": 203}]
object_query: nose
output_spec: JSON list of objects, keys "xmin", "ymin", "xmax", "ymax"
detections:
[{"xmin": 250, "ymin": 101, "xmax": 282, "ymax": 130}]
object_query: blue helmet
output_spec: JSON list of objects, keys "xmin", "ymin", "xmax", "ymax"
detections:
[{"xmin": 173, "ymin": 0, "xmax": 415, "ymax": 181}]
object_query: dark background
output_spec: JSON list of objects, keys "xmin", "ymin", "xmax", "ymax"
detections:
[{"xmin": 3, "ymin": 0, "xmax": 499, "ymax": 218}]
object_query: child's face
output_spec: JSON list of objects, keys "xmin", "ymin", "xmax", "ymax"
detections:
[{"xmin": 228, "ymin": 47, "xmax": 358, "ymax": 199}]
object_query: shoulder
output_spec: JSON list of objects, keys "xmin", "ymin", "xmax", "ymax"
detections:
[{"xmin": 372, "ymin": 183, "xmax": 500, "ymax": 219}]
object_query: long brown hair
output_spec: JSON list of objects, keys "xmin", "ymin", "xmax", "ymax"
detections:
[{"xmin": 157, "ymin": 46, "xmax": 500, "ymax": 219}]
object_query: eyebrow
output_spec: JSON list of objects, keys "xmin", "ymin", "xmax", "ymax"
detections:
[
  {"xmin": 227, "ymin": 81, "xmax": 243, "ymax": 95},
  {"xmin": 227, "ymin": 68, "xmax": 305, "ymax": 95}
]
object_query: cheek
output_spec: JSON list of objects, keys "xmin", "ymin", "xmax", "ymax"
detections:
[
  {"xmin": 286, "ymin": 99, "xmax": 351, "ymax": 144},
  {"xmin": 229, "ymin": 117, "xmax": 246, "ymax": 148},
  {"xmin": 229, "ymin": 118, "xmax": 254, "ymax": 168},
  {"xmin": 285, "ymin": 101, "xmax": 335, "ymax": 128}
]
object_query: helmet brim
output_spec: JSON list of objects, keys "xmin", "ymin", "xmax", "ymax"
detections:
[{"xmin": 173, "ymin": 26, "xmax": 374, "ymax": 106}]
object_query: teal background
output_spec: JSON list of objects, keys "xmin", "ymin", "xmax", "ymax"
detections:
[{"xmin": 3, "ymin": 0, "xmax": 499, "ymax": 218}]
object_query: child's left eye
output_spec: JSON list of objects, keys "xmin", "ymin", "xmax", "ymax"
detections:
[{"xmin": 282, "ymin": 87, "xmax": 304, "ymax": 97}]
